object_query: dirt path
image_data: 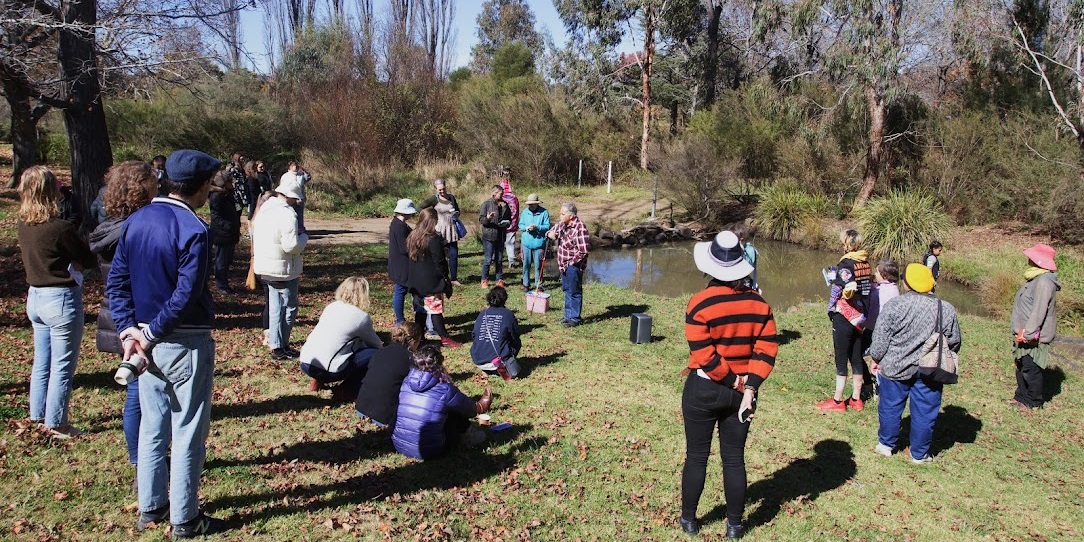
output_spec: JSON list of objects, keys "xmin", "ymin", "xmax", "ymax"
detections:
[{"xmin": 301, "ymin": 197, "xmax": 667, "ymax": 245}]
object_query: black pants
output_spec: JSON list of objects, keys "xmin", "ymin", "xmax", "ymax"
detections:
[
  {"xmin": 1014, "ymin": 354, "xmax": 1044, "ymax": 407},
  {"xmin": 681, "ymin": 373, "xmax": 750, "ymax": 526},
  {"xmin": 412, "ymin": 294, "xmax": 448, "ymax": 337},
  {"xmin": 831, "ymin": 312, "xmax": 865, "ymax": 376},
  {"xmin": 213, "ymin": 243, "xmax": 236, "ymax": 288}
]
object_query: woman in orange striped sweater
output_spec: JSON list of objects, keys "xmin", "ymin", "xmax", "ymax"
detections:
[{"xmin": 679, "ymin": 231, "xmax": 778, "ymax": 540}]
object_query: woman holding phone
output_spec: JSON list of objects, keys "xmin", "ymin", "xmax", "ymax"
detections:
[{"xmin": 679, "ymin": 231, "xmax": 779, "ymax": 539}]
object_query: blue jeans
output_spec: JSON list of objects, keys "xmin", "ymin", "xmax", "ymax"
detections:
[
  {"xmin": 877, "ymin": 374, "xmax": 942, "ymax": 459},
  {"xmin": 124, "ymin": 379, "xmax": 141, "ymax": 464},
  {"xmin": 561, "ymin": 265, "xmax": 584, "ymax": 323},
  {"xmin": 392, "ymin": 283, "xmax": 424, "ymax": 325},
  {"xmin": 266, "ymin": 278, "xmax": 299, "ymax": 349},
  {"xmin": 481, "ymin": 239, "xmax": 503, "ymax": 282},
  {"xmin": 138, "ymin": 330, "xmax": 214, "ymax": 525},
  {"xmin": 27, "ymin": 285, "xmax": 83, "ymax": 428},
  {"xmin": 446, "ymin": 241, "xmax": 459, "ymax": 281},
  {"xmin": 522, "ymin": 248, "xmax": 543, "ymax": 289}
]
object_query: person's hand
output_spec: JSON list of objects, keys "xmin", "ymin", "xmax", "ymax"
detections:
[
  {"xmin": 119, "ymin": 326, "xmax": 150, "ymax": 360},
  {"xmin": 487, "ymin": 211, "xmax": 496, "ymax": 219},
  {"xmin": 731, "ymin": 374, "xmax": 747, "ymax": 390},
  {"xmin": 868, "ymin": 359, "xmax": 880, "ymax": 375},
  {"xmin": 738, "ymin": 388, "xmax": 756, "ymax": 422},
  {"xmin": 528, "ymin": 224, "xmax": 536, "ymax": 231},
  {"xmin": 546, "ymin": 230, "xmax": 557, "ymax": 240}
]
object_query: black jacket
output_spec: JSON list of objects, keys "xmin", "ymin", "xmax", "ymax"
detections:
[
  {"xmin": 388, "ymin": 218, "xmax": 412, "ymax": 285},
  {"xmin": 355, "ymin": 343, "xmax": 413, "ymax": 426},
  {"xmin": 209, "ymin": 190, "xmax": 241, "ymax": 245},
  {"xmin": 89, "ymin": 217, "xmax": 126, "ymax": 354},
  {"xmin": 479, "ymin": 198, "xmax": 510, "ymax": 242},
  {"xmin": 408, "ymin": 234, "xmax": 450, "ymax": 297}
]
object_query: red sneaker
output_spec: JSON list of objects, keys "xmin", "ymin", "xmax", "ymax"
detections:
[
  {"xmin": 816, "ymin": 398, "xmax": 847, "ymax": 412},
  {"xmin": 309, "ymin": 379, "xmax": 322, "ymax": 392},
  {"xmin": 440, "ymin": 336, "xmax": 463, "ymax": 348},
  {"xmin": 846, "ymin": 398, "xmax": 865, "ymax": 411},
  {"xmin": 497, "ymin": 279, "xmax": 507, "ymax": 288},
  {"xmin": 481, "ymin": 280, "xmax": 490, "ymax": 288}
]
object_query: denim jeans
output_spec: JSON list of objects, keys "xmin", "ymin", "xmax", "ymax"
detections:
[
  {"xmin": 561, "ymin": 265, "xmax": 584, "ymax": 323},
  {"xmin": 212, "ymin": 243, "xmax": 236, "ymax": 288},
  {"xmin": 522, "ymin": 248, "xmax": 543, "ymax": 289},
  {"xmin": 266, "ymin": 278, "xmax": 299, "ymax": 349},
  {"xmin": 124, "ymin": 379, "xmax": 141, "ymax": 464},
  {"xmin": 681, "ymin": 373, "xmax": 750, "ymax": 525},
  {"xmin": 27, "ymin": 285, "xmax": 83, "ymax": 428},
  {"xmin": 446, "ymin": 241, "xmax": 459, "ymax": 281},
  {"xmin": 481, "ymin": 239, "xmax": 503, "ymax": 282},
  {"xmin": 392, "ymin": 283, "xmax": 424, "ymax": 325},
  {"xmin": 877, "ymin": 374, "xmax": 942, "ymax": 459},
  {"xmin": 138, "ymin": 330, "xmax": 214, "ymax": 526}
]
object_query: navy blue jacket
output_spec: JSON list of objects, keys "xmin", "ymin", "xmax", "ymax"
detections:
[
  {"xmin": 106, "ymin": 197, "xmax": 214, "ymax": 341},
  {"xmin": 469, "ymin": 306, "xmax": 521, "ymax": 365},
  {"xmin": 392, "ymin": 368, "xmax": 475, "ymax": 459},
  {"xmin": 388, "ymin": 218, "xmax": 412, "ymax": 285}
]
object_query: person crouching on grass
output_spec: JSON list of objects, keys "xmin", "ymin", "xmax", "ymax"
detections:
[
  {"xmin": 679, "ymin": 231, "xmax": 778, "ymax": 540},
  {"xmin": 300, "ymin": 276, "xmax": 383, "ymax": 401},
  {"xmin": 470, "ymin": 286, "xmax": 522, "ymax": 380}
]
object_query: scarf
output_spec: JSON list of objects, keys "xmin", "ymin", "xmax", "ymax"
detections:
[{"xmin": 1024, "ymin": 267, "xmax": 1049, "ymax": 281}]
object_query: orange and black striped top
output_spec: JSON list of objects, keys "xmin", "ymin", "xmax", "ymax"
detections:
[{"xmin": 685, "ymin": 284, "xmax": 778, "ymax": 390}]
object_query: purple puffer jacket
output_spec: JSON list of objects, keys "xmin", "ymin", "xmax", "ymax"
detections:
[{"xmin": 392, "ymin": 368, "xmax": 476, "ymax": 459}]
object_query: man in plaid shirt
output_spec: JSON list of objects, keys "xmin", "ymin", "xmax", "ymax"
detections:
[{"xmin": 547, "ymin": 202, "xmax": 589, "ymax": 327}]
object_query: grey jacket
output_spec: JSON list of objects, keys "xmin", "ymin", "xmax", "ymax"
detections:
[
  {"xmin": 869, "ymin": 292, "xmax": 962, "ymax": 381},
  {"xmin": 478, "ymin": 198, "xmax": 509, "ymax": 242},
  {"xmin": 1011, "ymin": 272, "xmax": 1059, "ymax": 344}
]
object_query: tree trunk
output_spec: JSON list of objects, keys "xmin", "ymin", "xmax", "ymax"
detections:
[
  {"xmin": 703, "ymin": 2, "xmax": 722, "ymax": 106},
  {"xmin": 640, "ymin": 8, "xmax": 656, "ymax": 171},
  {"xmin": 3, "ymin": 78, "xmax": 38, "ymax": 188},
  {"xmin": 855, "ymin": 86, "xmax": 885, "ymax": 210},
  {"xmin": 59, "ymin": 0, "xmax": 113, "ymax": 234}
]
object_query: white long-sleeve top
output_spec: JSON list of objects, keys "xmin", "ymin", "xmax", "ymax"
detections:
[
  {"xmin": 252, "ymin": 197, "xmax": 308, "ymax": 280},
  {"xmin": 300, "ymin": 301, "xmax": 383, "ymax": 373}
]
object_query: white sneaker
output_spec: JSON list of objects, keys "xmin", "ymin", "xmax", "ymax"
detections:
[
  {"xmin": 261, "ymin": 329, "xmax": 271, "ymax": 347},
  {"xmin": 874, "ymin": 443, "xmax": 893, "ymax": 457},
  {"xmin": 911, "ymin": 454, "xmax": 935, "ymax": 465}
]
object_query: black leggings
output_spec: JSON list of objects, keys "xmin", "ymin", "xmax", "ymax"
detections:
[
  {"xmin": 681, "ymin": 373, "xmax": 750, "ymax": 525},
  {"xmin": 412, "ymin": 294, "xmax": 448, "ymax": 337},
  {"xmin": 831, "ymin": 312, "xmax": 865, "ymax": 376}
]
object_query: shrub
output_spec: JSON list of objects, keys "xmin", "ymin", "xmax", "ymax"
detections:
[
  {"xmin": 857, "ymin": 190, "xmax": 952, "ymax": 262},
  {"xmin": 754, "ymin": 182, "xmax": 831, "ymax": 241},
  {"xmin": 655, "ymin": 133, "xmax": 744, "ymax": 222}
]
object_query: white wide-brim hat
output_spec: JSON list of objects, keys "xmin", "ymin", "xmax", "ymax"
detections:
[
  {"xmin": 694, "ymin": 231, "xmax": 754, "ymax": 282},
  {"xmin": 394, "ymin": 198, "xmax": 418, "ymax": 215},
  {"xmin": 274, "ymin": 184, "xmax": 303, "ymax": 200}
]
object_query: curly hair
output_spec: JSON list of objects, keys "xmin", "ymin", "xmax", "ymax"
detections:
[
  {"xmin": 391, "ymin": 321, "xmax": 423, "ymax": 352},
  {"xmin": 104, "ymin": 161, "xmax": 157, "ymax": 219},
  {"xmin": 17, "ymin": 166, "xmax": 60, "ymax": 224},
  {"xmin": 411, "ymin": 344, "xmax": 450, "ymax": 382}
]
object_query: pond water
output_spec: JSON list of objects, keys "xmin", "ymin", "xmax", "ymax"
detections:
[{"xmin": 574, "ymin": 239, "xmax": 989, "ymax": 317}]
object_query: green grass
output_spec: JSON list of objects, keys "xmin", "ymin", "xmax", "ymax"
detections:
[{"xmin": 0, "ymin": 214, "xmax": 1081, "ymax": 540}]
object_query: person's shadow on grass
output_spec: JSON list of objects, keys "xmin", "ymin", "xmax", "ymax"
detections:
[
  {"xmin": 898, "ymin": 405, "xmax": 982, "ymax": 456},
  {"xmin": 703, "ymin": 439, "xmax": 855, "ymax": 531}
]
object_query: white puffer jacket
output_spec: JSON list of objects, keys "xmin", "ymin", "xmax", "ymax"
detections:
[{"xmin": 252, "ymin": 196, "xmax": 308, "ymax": 280}]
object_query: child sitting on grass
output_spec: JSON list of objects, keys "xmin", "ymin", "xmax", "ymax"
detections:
[{"xmin": 469, "ymin": 286, "xmax": 522, "ymax": 380}]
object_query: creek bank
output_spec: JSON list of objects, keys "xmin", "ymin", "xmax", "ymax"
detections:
[{"xmin": 591, "ymin": 220, "xmax": 709, "ymax": 249}]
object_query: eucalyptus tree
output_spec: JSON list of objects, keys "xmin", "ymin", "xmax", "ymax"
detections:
[
  {"xmin": 554, "ymin": 0, "xmax": 701, "ymax": 170},
  {"xmin": 471, "ymin": 0, "xmax": 542, "ymax": 73}
]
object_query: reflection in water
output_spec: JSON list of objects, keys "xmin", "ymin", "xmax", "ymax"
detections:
[{"xmin": 582, "ymin": 239, "xmax": 990, "ymax": 317}]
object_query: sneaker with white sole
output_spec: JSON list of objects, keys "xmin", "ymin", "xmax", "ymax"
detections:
[
  {"xmin": 911, "ymin": 454, "xmax": 935, "ymax": 465},
  {"xmin": 171, "ymin": 512, "xmax": 222, "ymax": 538},
  {"xmin": 47, "ymin": 425, "xmax": 84, "ymax": 439},
  {"xmin": 874, "ymin": 443, "xmax": 893, "ymax": 457}
]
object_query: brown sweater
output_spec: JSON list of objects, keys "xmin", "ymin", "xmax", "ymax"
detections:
[{"xmin": 17, "ymin": 218, "xmax": 96, "ymax": 287}]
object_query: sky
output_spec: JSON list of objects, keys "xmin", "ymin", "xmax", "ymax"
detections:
[{"xmin": 238, "ymin": 0, "xmax": 576, "ymax": 74}]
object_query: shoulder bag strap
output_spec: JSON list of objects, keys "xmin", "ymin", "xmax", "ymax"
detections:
[{"xmin": 936, "ymin": 299, "xmax": 944, "ymax": 364}]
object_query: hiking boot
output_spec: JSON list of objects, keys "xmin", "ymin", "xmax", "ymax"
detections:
[
  {"xmin": 171, "ymin": 513, "xmax": 222, "ymax": 538},
  {"xmin": 815, "ymin": 398, "xmax": 847, "ymax": 412},
  {"xmin": 677, "ymin": 517, "xmax": 699, "ymax": 536},
  {"xmin": 874, "ymin": 443, "xmax": 894, "ymax": 457},
  {"xmin": 481, "ymin": 280, "xmax": 490, "ymax": 288},
  {"xmin": 283, "ymin": 346, "xmax": 300, "ymax": 357},
  {"xmin": 440, "ymin": 336, "xmax": 463, "ymax": 348},
  {"xmin": 475, "ymin": 387, "xmax": 493, "ymax": 414},
  {"xmin": 725, "ymin": 519, "xmax": 744, "ymax": 539},
  {"xmin": 270, "ymin": 348, "xmax": 292, "ymax": 361},
  {"xmin": 520, "ymin": 284, "xmax": 529, "ymax": 292},
  {"xmin": 47, "ymin": 425, "xmax": 85, "ymax": 439},
  {"xmin": 135, "ymin": 505, "xmax": 169, "ymax": 532},
  {"xmin": 846, "ymin": 398, "xmax": 865, "ymax": 412}
]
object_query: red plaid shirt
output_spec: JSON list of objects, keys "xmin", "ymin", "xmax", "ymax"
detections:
[{"xmin": 552, "ymin": 216, "xmax": 589, "ymax": 271}]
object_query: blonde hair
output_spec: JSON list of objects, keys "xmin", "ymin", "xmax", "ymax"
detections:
[
  {"xmin": 335, "ymin": 276, "xmax": 371, "ymax": 310},
  {"xmin": 18, "ymin": 166, "xmax": 60, "ymax": 224},
  {"xmin": 840, "ymin": 229, "xmax": 862, "ymax": 252}
]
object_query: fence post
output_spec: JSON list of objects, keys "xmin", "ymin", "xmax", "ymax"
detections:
[
  {"xmin": 577, "ymin": 160, "xmax": 583, "ymax": 189},
  {"xmin": 607, "ymin": 161, "xmax": 612, "ymax": 194},
  {"xmin": 651, "ymin": 175, "xmax": 657, "ymax": 219}
]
